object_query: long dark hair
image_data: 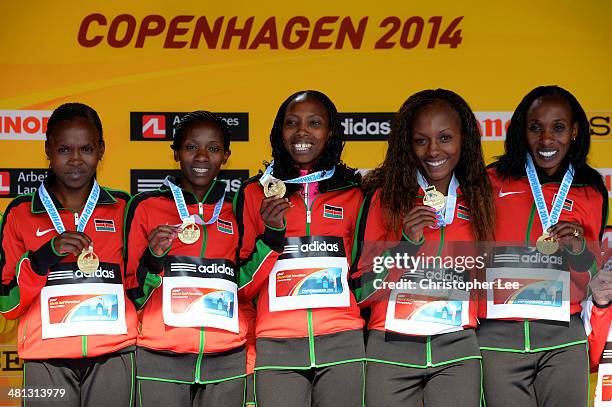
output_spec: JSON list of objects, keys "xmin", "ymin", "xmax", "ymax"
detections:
[
  {"xmin": 267, "ymin": 90, "xmax": 357, "ymax": 195},
  {"xmin": 363, "ymin": 89, "xmax": 495, "ymax": 242},
  {"xmin": 495, "ymin": 85, "xmax": 595, "ymax": 181}
]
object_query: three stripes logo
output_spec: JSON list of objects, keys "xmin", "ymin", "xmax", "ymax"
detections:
[
  {"xmin": 48, "ymin": 269, "xmax": 75, "ymax": 282},
  {"xmin": 401, "ymin": 269, "xmax": 426, "ymax": 281},
  {"xmin": 282, "ymin": 244, "xmax": 300, "ymax": 255},
  {"xmin": 94, "ymin": 219, "xmax": 116, "ymax": 232},
  {"xmin": 602, "ymin": 349, "xmax": 612, "ymax": 363},
  {"xmin": 171, "ymin": 263, "xmax": 197, "ymax": 274},
  {"xmin": 323, "ymin": 204, "xmax": 343, "ymax": 220},
  {"xmin": 217, "ymin": 219, "xmax": 233, "ymax": 234},
  {"xmin": 494, "ymin": 253, "xmax": 521, "ymax": 264},
  {"xmin": 456, "ymin": 205, "xmax": 470, "ymax": 221}
]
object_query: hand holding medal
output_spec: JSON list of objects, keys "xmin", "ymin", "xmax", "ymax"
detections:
[
  {"xmin": 52, "ymin": 231, "xmax": 93, "ymax": 257},
  {"xmin": 263, "ymin": 178, "xmax": 287, "ymax": 199},
  {"xmin": 546, "ymin": 221, "xmax": 585, "ymax": 254},
  {"xmin": 589, "ymin": 249, "xmax": 612, "ymax": 307},
  {"xmin": 258, "ymin": 160, "xmax": 335, "ymax": 200},
  {"xmin": 148, "ymin": 225, "xmax": 181, "ymax": 255},
  {"xmin": 402, "ymin": 204, "xmax": 438, "ymax": 243},
  {"xmin": 260, "ymin": 196, "xmax": 291, "ymax": 229},
  {"xmin": 422, "ymin": 186, "xmax": 447, "ymax": 229},
  {"xmin": 524, "ymin": 154, "xmax": 575, "ymax": 255},
  {"xmin": 177, "ymin": 218, "xmax": 200, "ymax": 244},
  {"xmin": 416, "ymin": 170, "xmax": 459, "ymax": 230}
]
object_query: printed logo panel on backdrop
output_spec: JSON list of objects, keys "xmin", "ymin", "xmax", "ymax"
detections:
[
  {"xmin": 598, "ymin": 168, "xmax": 612, "ymax": 198},
  {"xmin": 590, "ymin": 112, "xmax": 612, "ymax": 140},
  {"xmin": 0, "ymin": 169, "xmax": 48, "ymax": 198},
  {"xmin": 130, "ymin": 112, "xmax": 249, "ymax": 141},
  {"xmin": 339, "ymin": 112, "xmax": 394, "ymax": 141},
  {"xmin": 0, "ymin": 110, "xmax": 51, "ymax": 141},
  {"xmin": 130, "ymin": 169, "xmax": 249, "ymax": 196}
]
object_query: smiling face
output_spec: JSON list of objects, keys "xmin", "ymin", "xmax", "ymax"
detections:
[
  {"xmin": 281, "ymin": 94, "xmax": 331, "ymax": 171},
  {"xmin": 526, "ymin": 95, "xmax": 577, "ymax": 176},
  {"xmin": 45, "ymin": 117, "xmax": 104, "ymax": 192},
  {"xmin": 174, "ymin": 120, "xmax": 230, "ymax": 199},
  {"xmin": 411, "ymin": 101, "xmax": 463, "ymax": 194}
]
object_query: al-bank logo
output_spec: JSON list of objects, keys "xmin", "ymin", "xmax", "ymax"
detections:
[
  {"xmin": 142, "ymin": 115, "xmax": 166, "ymax": 139},
  {"xmin": 131, "ymin": 112, "xmax": 249, "ymax": 141}
]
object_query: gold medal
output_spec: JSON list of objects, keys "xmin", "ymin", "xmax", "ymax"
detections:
[
  {"xmin": 422, "ymin": 186, "xmax": 446, "ymax": 212},
  {"xmin": 178, "ymin": 219, "xmax": 200, "ymax": 244},
  {"xmin": 536, "ymin": 232, "xmax": 559, "ymax": 255},
  {"xmin": 263, "ymin": 179, "xmax": 287, "ymax": 199},
  {"xmin": 77, "ymin": 245, "xmax": 99, "ymax": 276}
]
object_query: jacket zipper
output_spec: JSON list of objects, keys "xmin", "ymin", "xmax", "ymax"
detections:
[
  {"xmin": 304, "ymin": 183, "xmax": 316, "ymax": 367},
  {"xmin": 195, "ymin": 195, "xmax": 209, "ymax": 382},
  {"xmin": 73, "ymin": 210, "xmax": 88, "ymax": 356}
]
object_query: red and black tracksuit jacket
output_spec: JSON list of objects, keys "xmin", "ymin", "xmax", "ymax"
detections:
[
  {"xmin": 478, "ymin": 165, "xmax": 609, "ymax": 357},
  {"xmin": 234, "ymin": 170, "xmax": 366, "ymax": 370},
  {"xmin": 0, "ymin": 181, "xmax": 138, "ymax": 359},
  {"xmin": 352, "ymin": 187, "xmax": 481, "ymax": 368},
  {"xmin": 124, "ymin": 178, "xmax": 283, "ymax": 384},
  {"xmin": 583, "ymin": 298, "xmax": 612, "ymax": 372}
]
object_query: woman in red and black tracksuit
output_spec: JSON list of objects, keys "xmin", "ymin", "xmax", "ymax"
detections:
[
  {"xmin": 0, "ymin": 103, "xmax": 138, "ymax": 406},
  {"xmin": 234, "ymin": 90, "xmax": 365, "ymax": 407},
  {"xmin": 479, "ymin": 85, "xmax": 609, "ymax": 407},
  {"xmin": 353, "ymin": 89, "xmax": 495, "ymax": 406},
  {"xmin": 124, "ymin": 111, "xmax": 287, "ymax": 406}
]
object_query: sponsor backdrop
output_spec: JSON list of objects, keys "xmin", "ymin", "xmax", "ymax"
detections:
[{"xmin": 0, "ymin": 0, "xmax": 610, "ymax": 404}]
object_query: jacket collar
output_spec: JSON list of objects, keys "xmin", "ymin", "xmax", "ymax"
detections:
[
  {"xmin": 31, "ymin": 178, "xmax": 116, "ymax": 214},
  {"xmin": 159, "ymin": 176, "xmax": 226, "ymax": 205}
]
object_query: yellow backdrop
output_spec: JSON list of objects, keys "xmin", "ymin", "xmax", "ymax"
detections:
[{"xmin": 0, "ymin": 0, "xmax": 610, "ymax": 405}]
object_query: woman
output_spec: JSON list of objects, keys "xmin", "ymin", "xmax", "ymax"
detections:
[
  {"xmin": 124, "ymin": 111, "xmax": 287, "ymax": 406},
  {"xmin": 479, "ymin": 85, "xmax": 608, "ymax": 406},
  {"xmin": 0, "ymin": 103, "xmax": 138, "ymax": 406},
  {"xmin": 234, "ymin": 90, "xmax": 365, "ymax": 406},
  {"xmin": 355, "ymin": 89, "xmax": 494, "ymax": 406}
]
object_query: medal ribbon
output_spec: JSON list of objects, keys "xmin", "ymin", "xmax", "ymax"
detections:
[
  {"xmin": 164, "ymin": 177, "xmax": 225, "ymax": 225},
  {"xmin": 259, "ymin": 160, "xmax": 335, "ymax": 186},
  {"xmin": 525, "ymin": 154, "xmax": 574, "ymax": 232},
  {"xmin": 38, "ymin": 179, "xmax": 100, "ymax": 234},
  {"xmin": 416, "ymin": 170, "xmax": 459, "ymax": 226}
]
